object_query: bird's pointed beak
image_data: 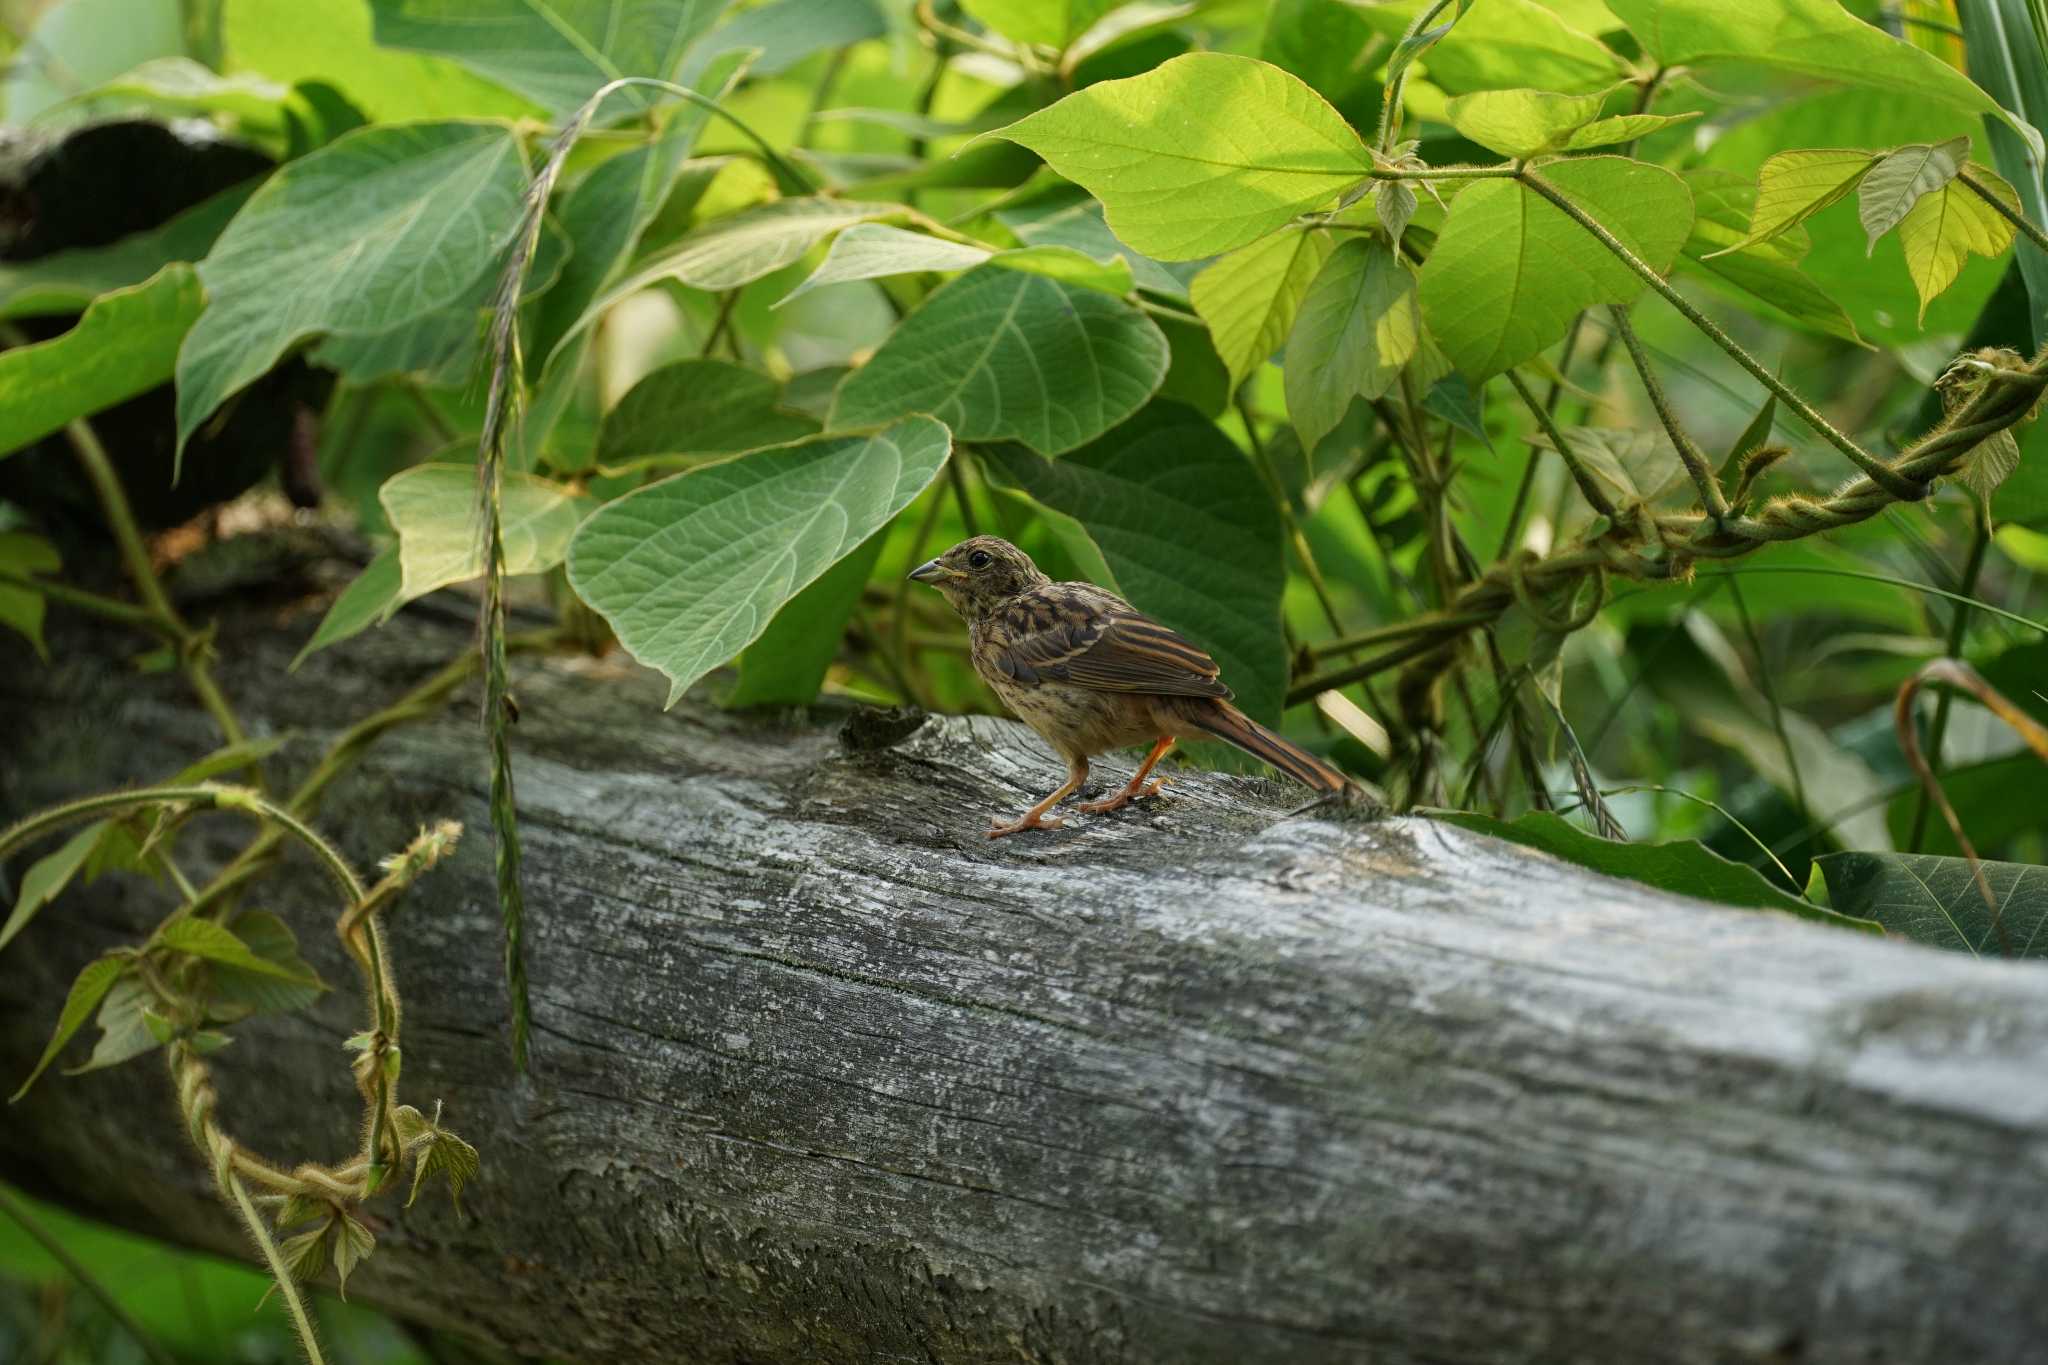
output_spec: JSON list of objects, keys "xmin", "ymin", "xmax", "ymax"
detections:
[{"xmin": 908, "ymin": 558, "xmax": 952, "ymax": 583}]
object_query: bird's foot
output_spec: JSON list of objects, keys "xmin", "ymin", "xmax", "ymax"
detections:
[
  {"xmin": 988, "ymin": 810, "xmax": 1065, "ymax": 839},
  {"xmin": 1076, "ymin": 777, "xmax": 1169, "ymax": 814}
]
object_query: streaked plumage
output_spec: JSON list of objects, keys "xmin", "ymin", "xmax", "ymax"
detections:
[{"xmin": 909, "ymin": 536, "xmax": 1357, "ymax": 837}]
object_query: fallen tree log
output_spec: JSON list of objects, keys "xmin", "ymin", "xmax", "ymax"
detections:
[{"xmin": 3, "ymin": 553, "xmax": 2046, "ymax": 1364}]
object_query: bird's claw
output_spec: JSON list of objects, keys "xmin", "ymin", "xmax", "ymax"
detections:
[
  {"xmin": 1076, "ymin": 777, "xmax": 1169, "ymax": 814},
  {"xmin": 988, "ymin": 812, "xmax": 1064, "ymax": 838}
]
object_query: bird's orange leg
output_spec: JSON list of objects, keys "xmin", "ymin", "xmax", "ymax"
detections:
[
  {"xmin": 989, "ymin": 759, "xmax": 1088, "ymax": 838},
  {"xmin": 1077, "ymin": 737, "xmax": 1175, "ymax": 814}
]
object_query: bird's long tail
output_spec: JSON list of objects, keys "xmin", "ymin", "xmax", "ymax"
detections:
[{"xmin": 1181, "ymin": 701, "xmax": 1351, "ymax": 793}]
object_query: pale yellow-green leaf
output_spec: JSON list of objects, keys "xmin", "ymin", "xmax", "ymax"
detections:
[
  {"xmin": 1190, "ymin": 227, "xmax": 1334, "ymax": 387},
  {"xmin": 1563, "ymin": 110, "xmax": 1700, "ymax": 150},
  {"xmin": 1896, "ymin": 169, "xmax": 2021, "ymax": 321},
  {"xmin": 1444, "ymin": 87, "xmax": 1604, "ymax": 158},
  {"xmin": 1713, "ymin": 148, "xmax": 1881, "ymax": 256},
  {"xmin": 380, "ymin": 465, "xmax": 584, "ymax": 607},
  {"xmin": 1284, "ymin": 238, "xmax": 1420, "ymax": 454}
]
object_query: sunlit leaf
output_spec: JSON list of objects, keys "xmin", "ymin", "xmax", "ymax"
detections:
[
  {"xmin": 1443, "ymin": 86, "xmax": 1603, "ymax": 159},
  {"xmin": 991, "ymin": 53, "xmax": 1376, "ymax": 259},
  {"xmin": 1896, "ymin": 169, "xmax": 2021, "ymax": 321},
  {"xmin": 1284, "ymin": 238, "xmax": 1419, "ymax": 455},
  {"xmin": 1419, "ymin": 156, "xmax": 1692, "ymax": 380},
  {"xmin": 381, "ymin": 465, "xmax": 585, "ymax": 605},
  {"xmin": 1714, "ymin": 148, "xmax": 1880, "ymax": 255},
  {"xmin": 1190, "ymin": 226, "xmax": 1334, "ymax": 388}
]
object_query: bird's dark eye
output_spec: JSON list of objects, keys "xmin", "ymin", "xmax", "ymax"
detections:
[{"xmin": 967, "ymin": 550, "xmax": 993, "ymax": 570}]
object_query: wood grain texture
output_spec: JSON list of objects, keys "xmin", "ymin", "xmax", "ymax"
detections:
[{"xmin": 2, "ymin": 561, "xmax": 2046, "ymax": 1364}]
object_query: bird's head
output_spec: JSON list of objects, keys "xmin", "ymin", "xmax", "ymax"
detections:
[{"xmin": 908, "ymin": 536, "xmax": 1049, "ymax": 619}]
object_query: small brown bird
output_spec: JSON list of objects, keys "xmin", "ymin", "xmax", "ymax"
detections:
[{"xmin": 910, "ymin": 536, "xmax": 1356, "ymax": 837}]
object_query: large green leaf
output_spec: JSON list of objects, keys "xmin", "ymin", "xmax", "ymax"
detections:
[
  {"xmin": 829, "ymin": 263, "xmax": 1168, "ymax": 456},
  {"xmin": 1418, "ymin": 156, "xmax": 1693, "ymax": 380},
  {"xmin": 380, "ymin": 465, "xmax": 585, "ymax": 604},
  {"xmin": 1190, "ymin": 226, "xmax": 1334, "ymax": 389},
  {"xmin": 980, "ymin": 402, "xmax": 1288, "ymax": 724},
  {"xmin": 724, "ymin": 531, "xmax": 886, "ymax": 708},
  {"xmin": 176, "ymin": 121, "xmax": 527, "ymax": 463},
  {"xmin": 991, "ymin": 53, "xmax": 1377, "ymax": 260},
  {"xmin": 0, "ymin": 266, "xmax": 202, "ymax": 459},
  {"xmin": 223, "ymin": 0, "xmax": 541, "ymax": 122},
  {"xmin": 566, "ymin": 417, "xmax": 952, "ymax": 706},
  {"xmin": 1818, "ymin": 852, "xmax": 2047, "ymax": 956},
  {"xmin": 0, "ymin": 182, "xmax": 252, "ymax": 320},
  {"xmin": 368, "ymin": 0, "xmax": 729, "ymax": 117},
  {"xmin": 1284, "ymin": 238, "xmax": 1420, "ymax": 455},
  {"xmin": 960, "ymin": 0, "xmax": 1113, "ymax": 49},
  {"xmin": 598, "ymin": 359, "xmax": 819, "ymax": 469},
  {"xmin": 1607, "ymin": 0, "xmax": 2036, "ymax": 150}
]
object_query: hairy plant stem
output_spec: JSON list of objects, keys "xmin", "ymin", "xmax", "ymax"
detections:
[
  {"xmin": 1375, "ymin": 0, "xmax": 1462, "ymax": 154},
  {"xmin": 182, "ymin": 632, "xmax": 560, "ymax": 919},
  {"xmin": 61, "ymin": 417, "xmax": 256, "ymax": 777},
  {"xmin": 226, "ymin": 1169, "xmax": 324, "ymax": 1365},
  {"xmin": 1497, "ymin": 318, "xmax": 1586, "ymax": 557},
  {"xmin": 1907, "ymin": 506, "xmax": 1992, "ymax": 849},
  {"xmin": 1504, "ymin": 369, "xmax": 1620, "ymax": 522},
  {"xmin": 1513, "ymin": 169, "xmax": 1927, "ymax": 502},
  {"xmin": 1959, "ymin": 168, "xmax": 2048, "ymax": 253},
  {"xmin": 1608, "ymin": 305, "xmax": 1731, "ymax": 522}
]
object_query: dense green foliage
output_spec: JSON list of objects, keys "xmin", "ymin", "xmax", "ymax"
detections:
[{"xmin": 3, "ymin": 0, "xmax": 2048, "ymax": 1349}]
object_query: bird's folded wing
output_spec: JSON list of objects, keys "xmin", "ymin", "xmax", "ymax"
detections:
[{"xmin": 993, "ymin": 593, "xmax": 1231, "ymax": 700}]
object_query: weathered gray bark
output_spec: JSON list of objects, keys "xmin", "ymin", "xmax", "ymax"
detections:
[{"xmin": 3, "ymin": 557, "xmax": 2047, "ymax": 1365}]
